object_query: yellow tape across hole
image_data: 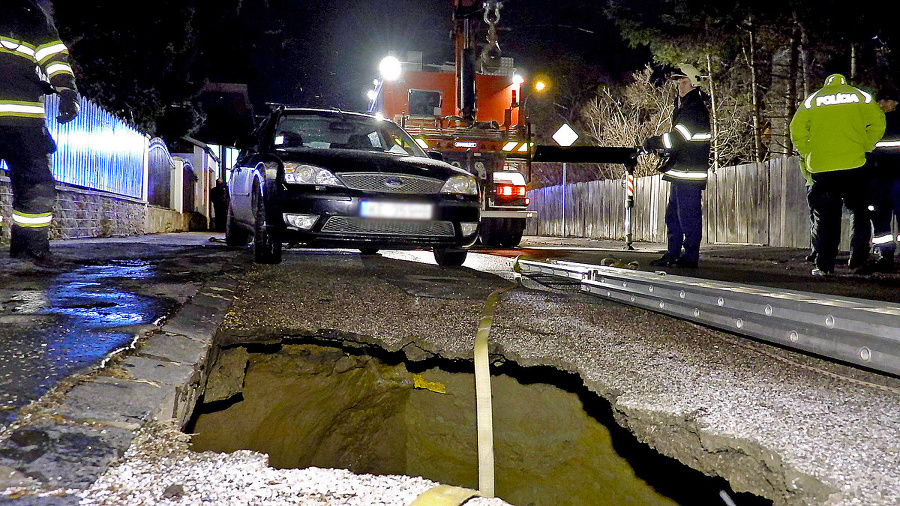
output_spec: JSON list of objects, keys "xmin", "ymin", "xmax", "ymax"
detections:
[
  {"xmin": 474, "ymin": 283, "xmax": 516, "ymax": 498},
  {"xmin": 410, "ymin": 484, "xmax": 481, "ymax": 505}
]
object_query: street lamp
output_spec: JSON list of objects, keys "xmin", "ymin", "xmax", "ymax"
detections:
[
  {"xmin": 367, "ymin": 56, "xmax": 402, "ymax": 114},
  {"xmin": 516, "ymin": 77, "xmax": 548, "ymax": 181}
]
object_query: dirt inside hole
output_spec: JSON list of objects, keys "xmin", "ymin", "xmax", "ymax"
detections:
[{"xmin": 187, "ymin": 343, "xmax": 770, "ymax": 506}]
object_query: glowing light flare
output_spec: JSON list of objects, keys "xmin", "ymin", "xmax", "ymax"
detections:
[{"xmin": 379, "ymin": 56, "xmax": 402, "ymax": 81}]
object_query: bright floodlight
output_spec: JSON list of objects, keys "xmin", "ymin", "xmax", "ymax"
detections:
[
  {"xmin": 366, "ymin": 89, "xmax": 378, "ymax": 100},
  {"xmin": 534, "ymin": 80, "xmax": 547, "ymax": 92},
  {"xmin": 379, "ymin": 56, "xmax": 402, "ymax": 81},
  {"xmin": 513, "ymin": 74, "xmax": 524, "ymax": 85}
]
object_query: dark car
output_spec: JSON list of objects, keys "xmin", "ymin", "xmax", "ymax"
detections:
[{"xmin": 225, "ymin": 107, "xmax": 481, "ymax": 265}]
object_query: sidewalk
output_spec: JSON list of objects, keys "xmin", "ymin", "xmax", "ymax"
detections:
[{"xmin": 0, "ymin": 233, "xmax": 240, "ymax": 502}]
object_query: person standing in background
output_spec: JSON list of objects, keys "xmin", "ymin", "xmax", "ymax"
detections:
[
  {"xmin": 642, "ymin": 63, "xmax": 712, "ymax": 269},
  {"xmin": 789, "ymin": 74, "xmax": 885, "ymax": 276}
]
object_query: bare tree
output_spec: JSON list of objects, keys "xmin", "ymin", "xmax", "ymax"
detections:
[{"xmin": 580, "ymin": 67, "xmax": 676, "ymax": 179}]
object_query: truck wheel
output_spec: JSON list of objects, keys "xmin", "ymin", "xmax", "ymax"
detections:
[
  {"xmin": 253, "ymin": 184, "xmax": 282, "ymax": 264},
  {"xmin": 478, "ymin": 218, "xmax": 503, "ymax": 247},
  {"xmin": 498, "ymin": 218, "xmax": 525, "ymax": 247},
  {"xmin": 480, "ymin": 218, "xmax": 525, "ymax": 248},
  {"xmin": 434, "ymin": 248, "xmax": 467, "ymax": 266},
  {"xmin": 225, "ymin": 204, "xmax": 250, "ymax": 246}
]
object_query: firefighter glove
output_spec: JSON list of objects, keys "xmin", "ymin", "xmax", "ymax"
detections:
[{"xmin": 57, "ymin": 88, "xmax": 79, "ymax": 124}]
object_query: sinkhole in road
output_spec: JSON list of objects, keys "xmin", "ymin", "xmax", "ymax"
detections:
[{"xmin": 187, "ymin": 342, "xmax": 769, "ymax": 506}]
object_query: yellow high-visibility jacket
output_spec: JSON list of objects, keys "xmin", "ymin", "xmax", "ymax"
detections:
[{"xmin": 790, "ymin": 74, "xmax": 885, "ymax": 173}]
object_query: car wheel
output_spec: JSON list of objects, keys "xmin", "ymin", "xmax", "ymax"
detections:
[
  {"xmin": 359, "ymin": 248, "xmax": 379, "ymax": 255},
  {"xmin": 225, "ymin": 203, "xmax": 250, "ymax": 246},
  {"xmin": 434, "ymin": 248, "xmax": 467, "ymax": 266},
  {"xmin": 253, "ymin": 184, "xmax": 282, "ymax": 264}
]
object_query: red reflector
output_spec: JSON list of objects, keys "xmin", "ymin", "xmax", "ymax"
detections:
[{"xmin": 499, "ymin": 185, "xmax": 513, "ymax": 196}]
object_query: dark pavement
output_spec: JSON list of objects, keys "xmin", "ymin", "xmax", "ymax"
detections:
[{"xmin": 0, "ymin": 232, "xmax": 896, "ymax": 503}]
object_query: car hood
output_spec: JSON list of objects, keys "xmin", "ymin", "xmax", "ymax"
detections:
[{"xmin": 277, "ymin": 148, "xmax": 470, "ymax": 180}]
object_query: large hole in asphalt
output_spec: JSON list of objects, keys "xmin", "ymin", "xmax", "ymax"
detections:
[{"xmin": 186, "ymin": 342, "xmax": 771, "ymax": 506}]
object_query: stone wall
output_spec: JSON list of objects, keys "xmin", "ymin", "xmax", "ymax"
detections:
[{"xmin": 0, "ymin": 177, "xmax": 195, "ymax": 240}]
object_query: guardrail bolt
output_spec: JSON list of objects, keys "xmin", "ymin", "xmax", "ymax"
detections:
[{"xmin": 859, "ymin": 347, "xmax": 872, "ymax": 362}]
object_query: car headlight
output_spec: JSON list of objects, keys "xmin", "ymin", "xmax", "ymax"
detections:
[
  {"xmin": 441, "ymin": 175, "xmax": 479, "ymax": 195},
  {"xmin": 283, "ymin": 163, "xmax": 345, "ymax": 186}
]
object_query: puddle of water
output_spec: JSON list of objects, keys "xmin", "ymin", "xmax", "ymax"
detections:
[
  {"xmin": 189, "ymin": 344, "xmax": 770, "ymax": 506},
  {"xmin": 0, "ymin": 260, "xmax": 175, "ymax": 428}
]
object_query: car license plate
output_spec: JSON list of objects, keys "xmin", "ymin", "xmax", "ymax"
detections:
[{"xmin": 360, "ymin": 201, "xmax": 433, "ymax": 220}]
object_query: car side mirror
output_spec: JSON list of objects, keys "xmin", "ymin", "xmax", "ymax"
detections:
[{"xmin": 427, "ymin": 151, "xmax": 444, "ymax": 161}]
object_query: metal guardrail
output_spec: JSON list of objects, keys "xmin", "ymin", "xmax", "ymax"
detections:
[{"xmin": 515, "ymin": 259, "xmax": 900, "ymax": 376}]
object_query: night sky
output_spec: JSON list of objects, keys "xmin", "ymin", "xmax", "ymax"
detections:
[{"xmin": 239, "ymin": 0, "xmax": 646, "ymax": 112}]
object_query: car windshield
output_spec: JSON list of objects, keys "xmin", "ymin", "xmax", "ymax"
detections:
[{"xmin": 273, "ymin": 111, "xmax": 427, "ymax": 157}]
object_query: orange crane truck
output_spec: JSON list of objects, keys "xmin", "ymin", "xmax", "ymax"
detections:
[{"xmin": 379, "ymin": 0, "xmax": 534, "ymax": 247}]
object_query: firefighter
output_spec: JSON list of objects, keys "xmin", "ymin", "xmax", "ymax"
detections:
[
  {"xmin": 642, "ymin": 64, "xmax": 712, "ymax": 269},
  {"xmin": 863, "ymin": 90, "xmax": 900, "ymax": 273},
  {"xmin": 789, "ymin": 74, "xmax": 885, "ymax": 276},
  {"xmin": 0, "ymin": 0, "xmax": 78, "ymax": 268}
]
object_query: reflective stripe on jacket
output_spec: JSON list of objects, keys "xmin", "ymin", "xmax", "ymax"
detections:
[
  {"xmin": 789, "ymin": 74, "xmax": 885, "ymax": 174},
  {"xmin": 644, "ymin": 87, "xmax": 712, "ymax": 188},
  {"xmin": 0, "ymin": 1, "xmax": 76, "ymax": 126}
]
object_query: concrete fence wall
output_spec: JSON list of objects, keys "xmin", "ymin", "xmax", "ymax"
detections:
[{"xmin": 525, "ymin": 156, "xmax": 870, "ymax": 251}]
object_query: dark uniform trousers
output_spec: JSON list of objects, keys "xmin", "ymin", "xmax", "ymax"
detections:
[
  {"xmin": 0, "ymin": 125, "xmax": 57, "ymax": 257},
  {"xmin": 809, "ymin": 166, "xmax": 870, "ymax": 272},
  {"xmin": 665, "ymin": 182, "xmax": 703, "ymax": 263}
]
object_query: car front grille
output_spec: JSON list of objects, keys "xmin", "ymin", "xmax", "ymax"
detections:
[
  {"xmin": 320, "ymin": 217, "xmax": 455, "ymax": 237},
  {"xmin": 337, "ymin": 173, "xmax": 445, "ymax": 194}
]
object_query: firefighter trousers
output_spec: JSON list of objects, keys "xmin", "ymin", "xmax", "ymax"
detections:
[
  {"xmin": 809, "ymin": 166, "xmax": 870, "ymax": 272},
  {"xmin": 665, "ymin": 182, "xmax": 703, "ymax": 263},
  {"xmin": 871, "ymin": 170, "xmax": 897, "ymax": 258},
  {"xmin": 0, "ymin": 125, "xmax": 58, "ymax": 258}
]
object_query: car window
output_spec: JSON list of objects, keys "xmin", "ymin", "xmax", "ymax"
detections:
[{"xmin": 273, "ymin": 112, "xmax": 427, "ymax": 157}]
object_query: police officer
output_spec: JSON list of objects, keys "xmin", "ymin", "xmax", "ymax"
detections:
[
  {"xmin": 642, "ymin": 64, "xmax": 712, "ymax": 269},
  {"xmin": 789, "ymin": 74, "xmax": 885, "ymax": 276},
  {"xmin": 0, "ymin": 0, "xmax": 79, "ymax": 268}
]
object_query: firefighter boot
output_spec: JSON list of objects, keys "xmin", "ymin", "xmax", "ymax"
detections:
[{"xmin": 9, "ymin": 225, "xmax": 59, "ymax": 269}]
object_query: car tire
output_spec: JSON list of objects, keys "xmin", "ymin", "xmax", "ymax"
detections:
[
  {"xmin": 434, "ymin": 248, "xmax": 467, "ymax": 266},
  {"xmin": 225, "ymin": 204, "xmax": 251, "ymax": 246},
  {"xmin": 359, "ymin": 248, "xmax": 379, "ymax": 255},
  {"xmin": 253, "ymin": 183, "xmax": 282, "ymax": 264}
]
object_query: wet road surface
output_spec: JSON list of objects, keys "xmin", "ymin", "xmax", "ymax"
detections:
[{"xmin": 0, "ymin": 234, "xmax": 240, "ymax": 432}]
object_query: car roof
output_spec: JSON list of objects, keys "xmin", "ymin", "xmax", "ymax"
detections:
[{"xmin": 279, "ymin": 107, "xmax": 373, "ymax": 119}]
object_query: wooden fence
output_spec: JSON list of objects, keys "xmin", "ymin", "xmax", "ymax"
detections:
[{"xmin": 525, "ymin": 156, "xmax": 862, "ymax": 250}]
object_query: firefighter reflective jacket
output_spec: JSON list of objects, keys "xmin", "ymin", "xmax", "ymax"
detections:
[
  {"xmin": 0, "ymin": 0, "xmax": 76, "ymax": 126},
  {"xmin": 873, "ymin": 109, "xmax": 900, "ymax": 166},
  {"xmin": 644, "ymin": 87, "xmax": 712, "ymax": 188},
  {"xmin": 790, "ymin": 74, "xmax": 885, "ymax": 174}
]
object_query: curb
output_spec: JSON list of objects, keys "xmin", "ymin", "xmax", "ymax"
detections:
[{"xmin": 0, "ymin": 268, "xmax": 239, "ymax": 502}]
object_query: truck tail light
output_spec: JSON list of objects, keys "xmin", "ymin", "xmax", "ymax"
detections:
[{"xmin": 497, "ymin": 185, "xmax": 527, "ymax": 197}]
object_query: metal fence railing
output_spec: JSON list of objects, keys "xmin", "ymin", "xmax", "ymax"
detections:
[{"xmin": 44, "ymin": 93, "xmax": 148, "ymax": 199}]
